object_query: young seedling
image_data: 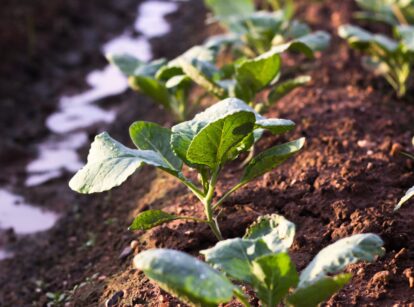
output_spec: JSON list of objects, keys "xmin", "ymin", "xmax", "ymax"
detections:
[
  {"xmin": 69, "ymin": 98, "xmax": 304, "ymax": 240},
  {"xmin": 339, "ymin": 24, "xmax": 414, "ymax": 97},
  {"xmin": 134, "ymin": 214, "xmax": 385, "ymax": 307},
  {"xmin": 179, "ymin": 38, "xmax": 331, "ymax": 112},
  {"xmin": 108, "ymin": 45, "xmax": 216, "ymax": 121},
  {"xmin": 203, "ymin": 0, "xmax": 330, "ymax": 57},
  {"xmin": 395, "ymin": 137, "xmax": 414, "ymax": 210},
  {"xmin": 354, "ymin": 0, "xmax": 414, "ymax": 26}
]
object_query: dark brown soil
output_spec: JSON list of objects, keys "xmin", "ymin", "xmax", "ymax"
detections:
[{"xmin": 1, "ymin": 0, "xmax": 414, "ymax": 306}]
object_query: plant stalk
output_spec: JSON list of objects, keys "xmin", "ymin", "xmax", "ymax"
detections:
[{"xmin": 203, "ymin": 167, "xmax": 223, "ymax": 240}]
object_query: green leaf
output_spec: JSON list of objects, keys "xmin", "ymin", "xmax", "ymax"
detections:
[
  {"xmin": 108, "ymin": 54, "xmax": 166, "ymax": 77},
  {"xmin": 201, "ymin": 238, "xmax": 272, "ymax": 283},
  {"xmin": 157, "ymin": 45, "xmax": 216, "ymax": 81},
  {"xmin": 180, "ymin": 59, "xmax": 226, "ymax": 98},
  {"xmin": 204, "ymin": 0, "xmax": 254, "ymax": 19},
  {"xmin": 287, "ymin": 274, "xmax": 352, "ymax": 307},
  {"xmin": 165, "ymin": 75, "xmax": 191, "ymax": 89},
  {"xmin": 255, "ymin": 118, "xmax": 296, "ymax": 135},
  {"xmin": 338, "ymin": 24, "xmax": 398, "ymax": 52},
  {"xmin": 134, "ymin": 249, "xmax": 236, "ymax": 307},
  {"xmin": 298, "ymin": 233, "xmax": 384, "ymax": 288},
  {"xmin": 171, "ymin": 98, "xmax": 262, "ymax": 166},
  {"xmin": 251, "ymin": 253, "xmax": 299, "ymax": 307},
  {"xmin": 128, "ymin": 76, "xmax": 171, "ymax": 109},
  {"xmin": 271, "ymin": 41, "xmax": 314, "ymax": 58},
  {"xmin": 268, "ymin": 76, "xmax": 311, "ymax": 103},
  {"xmin": 129, "ymin": 210, "xmax": 180, "ymax": 230},
  {"xmin": 107, "ymin": 53, "xmax": 143, "ymax": 76},
  {"xmin": 395, "ymin": 185, "xmax": 414, "ymax": 211},
  {"xmin": 295, "ymin": 31, "xmax": 331, "ymax": 52},
  {"xmin": 396, "ymin": 25, "xmax": 414, "ymax": 52},
  {"xmin": 129, "ymin": 121, "xmax": 182, "ymax": 172},
  {"xmin": 235, "ymin": 50, "xmax": 281, "ymax": 101},
  {"xmin": 244, "ymin": 214, "xmax": 296, "ymax": 253},
  {"xmin": 186, "ymin": 111, "xmax": 256, "ymax": 168},
  {"xmin": 241, "ymin": 137, "xmax": 305, "ymax": 183},
  {"xmin": 69, "ymin": 132, "xmax": 171, "ymax": 194}
]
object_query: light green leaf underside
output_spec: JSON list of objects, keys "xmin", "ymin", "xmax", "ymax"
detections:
[
  {"xmin": 244, "ymin": 214, "xmax": 296, "ymax": 253},
  {"xmin": 338, "ymin": 24, "xmax": 399, "ymax": 52},
  {"xmin": 69, "ymin": 132, "xmax": 169, "ymax": 194},
  {"xmin": 395, "ymin": 185, "xmax": 414, "ymax": 211},
  {"xmin": 134, "ymin": 249, "xmax": 236, "ymax": 307},
  {"xmin": 201, "ymin": 238, "xmax": 271, "ymax": 283},
  {"xmin": 298, "ymin": 233, "xmax": 384, "ymax": 288},
  {"xmin": 255, "ymin": 118, "xmax": 296, "ymax": 134}
]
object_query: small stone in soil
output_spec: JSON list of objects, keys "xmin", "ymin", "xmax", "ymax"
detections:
[
  {"xmin": 118, "ymin": 246, "xmax": 133, "ymax": 260},
  {"xmin": 130, "ymin": 240, "xmax": 139, "ymax": 250},
  {"xmin": 105, "ymin": 290, "xmax": 124, "ymax": 307},
  {"xmin": 403, "ymin": 268, "xmax": 414, "ymax": 288}
]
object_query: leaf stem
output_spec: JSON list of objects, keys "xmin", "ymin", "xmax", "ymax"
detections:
[
  {"xmin": 213, "ymin": 181, "xmax": 247, "ymax": 210},
  {"xmin": 204, "ymin": 167, "xmax": 223, "ymax": 240}
]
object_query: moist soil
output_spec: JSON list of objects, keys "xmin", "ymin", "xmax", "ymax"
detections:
[{"xmin": 1, "ymin": 0, "xmax": 414, "ymax": 306}]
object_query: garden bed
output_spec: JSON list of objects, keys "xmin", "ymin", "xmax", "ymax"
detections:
[{"xmin": 1, "ymin": 0, "xmax": 413, "ymax": 306}]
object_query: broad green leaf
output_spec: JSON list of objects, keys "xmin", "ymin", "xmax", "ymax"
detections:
[
  {"xmin": 396, "ymin": 25, "xmax": 414, "ymax": 51},
  {"xmin": 134, "ymin": 249, "xmax": 236, "ymax": 306},
  {"xmin": 201, "ymin": 238, "xmax": 272, "ymax": 283},
  {"xmin": 171, "ymin": 98, "xmax": 262, "ymax": 165},
  {"xmin": 157, "ymin": 45, "xmax": 216, "ymax": 80},
  {"xmin": 395, "ymin": 185, "xmax": 414, "ymax": 211},
  {"xmin": 107, "ymin": 54, "xmax": 143, "ymax": 76},
  {"xmin": 180, "ymin": 59, "xmax": 226, "ymax": 98},
  {"xmin": 69, "ymin": 132, "xmax": 170, "ymax": 194},
  {"xmin": 128, "ymin": 76, "xmax": 171, "ymax": 108},
  {"xmin": 165, "ymin": 75, "xmax": 191, "ymax": 89},
  {"xmin": 241, "ymin": 137, "xmax": 305, "ymax": 183},
  {"xmin": 244, "ymin": 214, "xmax": 296, "ymax": 253},
  {"xmin": 108, "ymin": 54, "xmax": 166, "ymax": 77},
  {"xmin": 204, "ymin": 34, "xmax": 242, "ymax": 51},
  {"xmin": 338, "ymin": 24, "xmax": 398, "ymax": 52},
  {"xmin": 129, "ymin": 121, "xmax": 182, "ymax": 172},
  {"xmin": 129, "ymin": 210, "xmax": 180, "ymax": 231},
  {"xmin": 186, "ymin": 111, "xmax": 256, "ymax": 168},
  {"xmin": 204, "ymin": 0, "xmax": 254, "ymax": 19},
  {"xmin": 255, "ymin": 118, "xmax": 296, "ymax": 135},
  {"xmin": 251, "ymin": 253, "xmax": 299, "ymax": 307},
  {"xmin": 295, "ymin": 31, "xmax": 331, "ymax": 52},
  {"xmin": 298, "ymin": 233, "xmax": 384, "ymax": 288},
  {"xmin": 287, "ymin": 274, "xmax": 352, "ymax": 307},
  {"xmin": 286, "ymin": 20, "xmax": 311, "ymax": 39},
  {"xmin": 270, "ymin": 41, "xmax": 313, "ymax": 58},
  {"xmin": 235, "ymin": 50, "xmax": 281, "ymax": 101},
  {"xmin": 268, "ymin": 75, "xmax": 311, "ymax": 103}
]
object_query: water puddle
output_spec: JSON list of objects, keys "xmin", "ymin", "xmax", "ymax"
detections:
[
  {"xmin": 0, "ymin": 189, "xmax": 60, "ymax": 259},
  {"xmin": 25, "ymin": 0, "xmax": 178, "ymax": 187},
  {"xmin": 1, "ymin": 0, "xmax": 179, "ymax": 261}
]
